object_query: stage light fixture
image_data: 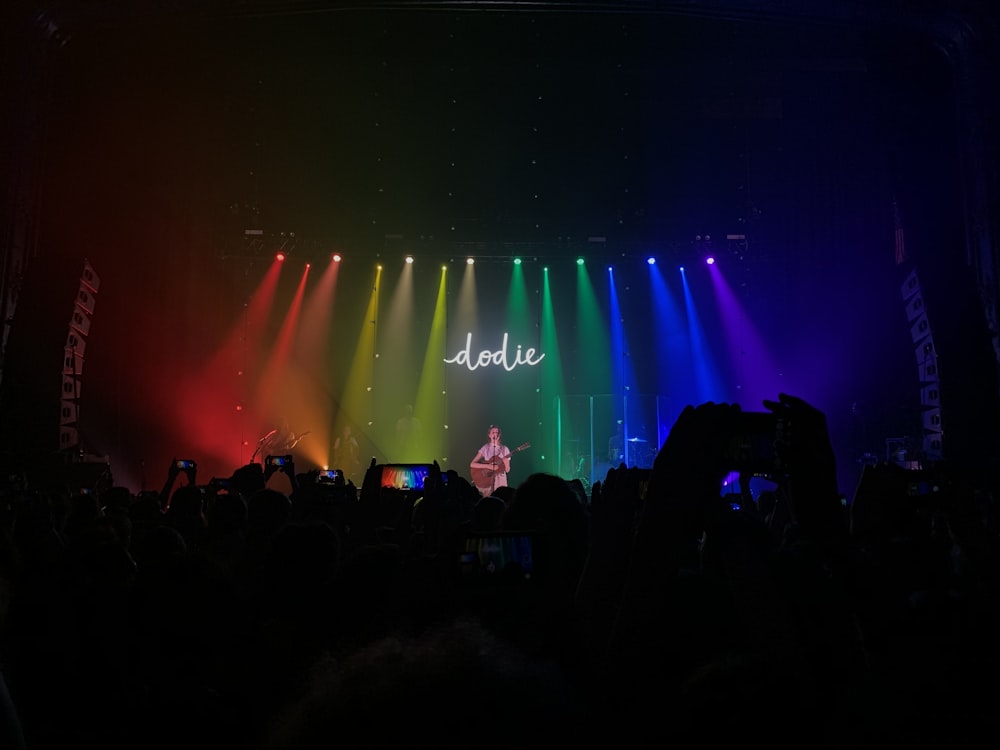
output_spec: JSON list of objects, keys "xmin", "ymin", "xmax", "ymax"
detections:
[
  {"xmin": 647, "ymin": 256, "xmax": 656, "ymax": 265},
  {"xmin": 332, "ymin": 253, "xmax": 342, "ymax": 262},
  {"xmin": 405, "ymin": 255, "xmax": 414, "ymax": 264},
  {"xmin": 467, "ymin": 257, "xmax": 474, "ymax": 265},
  {"xmin": 514, "ymin": 258, "xmax": 522, "ymax": 265},
  {"xmin": 276, "ymin": 252, "xmax": 286, "ymax": 262},
  {"xmin": 705, "ymin": 256, "xmax": 715, "ymax": 265},
  {"xmin": 576, "ymin": 257, "xmax": 585, "ymax": 266}
]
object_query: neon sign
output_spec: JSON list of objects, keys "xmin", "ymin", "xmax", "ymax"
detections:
[{"xmin": 444, "ymin": 332, "xmax": 545, "ymax": 372}]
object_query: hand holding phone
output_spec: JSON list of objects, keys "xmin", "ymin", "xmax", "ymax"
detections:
[
  {"xmin": 459, "ymin": 531, "xmax": 535, "ymax": 583},
  {"xmin": 724, "ymin": 411, "xmax": 779, "ymax": 476}
]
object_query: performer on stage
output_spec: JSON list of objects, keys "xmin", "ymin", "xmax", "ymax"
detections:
[
  {"xmin": 470, "ymin": 424, "xmax": 511, "ymax": 496},
  {"xmin": 395, "ymin": 403, "xmax": 423, "ymax": 460},
  {"xmin": 608, "ymin": 421, "xmax": 624, "ymax": 465},
  {"xmin": 333, "ymin": 423, "xmax": 361, "ymax": 484},
  {"xmin": 253, "ymin": 416, "xmax": 309, "ymax": 462},
  {"xmin": 274, "ymin": 416, "xmax": 311, "ymax": 451}
]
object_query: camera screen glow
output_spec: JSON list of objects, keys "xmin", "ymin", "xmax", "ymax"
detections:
[
  {"xmin": 380, "ymin": 464, "xmax": 430, "ymax": 491},
  {"xmin": 460, "ymin": 534, "xmax": 534, "ymax": 579}
]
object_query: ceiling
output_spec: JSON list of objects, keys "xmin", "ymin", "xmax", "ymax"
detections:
[{"xmin": 5, "ymin": 1, "xmax": 997, "ymax": 257}]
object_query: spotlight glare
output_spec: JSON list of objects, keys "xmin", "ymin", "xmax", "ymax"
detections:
[
  {"xmin": 405, "ymin": 255, "xmax": 414, "ymax": 264},
  {"xmin": 705, "ymin": 256, "xmax": 715, "ymax": 265},
  {"xmin": 332, "ymin": 253, "xmax": 342, "ymax": 262},
  {"xmin": 646, "ymin": 256, "xmax": 656, "ymax": 265},
  {"xmin": 576, "ymin": 257, "xmax": 585, "ymax": 266},
  {"xmin": 276, "ymin": 252, "xmax": 286, "ymax": 262},
  {"xmin": 513, "ymin": 258, "xmax": 522, "ymax": 265},
  {"xmin": 467, "ymin": 257, "xmax": 474, "ymax": 265}
]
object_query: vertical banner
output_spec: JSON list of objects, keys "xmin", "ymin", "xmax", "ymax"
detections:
[{"xmin": 59, "ymin": 259, "xmax": 100, "ymax": 451}]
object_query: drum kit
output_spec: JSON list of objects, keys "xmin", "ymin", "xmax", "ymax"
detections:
[
  {"xmin": 566, "ymin": 435, "xmax": 657, "ymax": 487},
  {"xmin": 624, "ymin": 437, "xmax": 656, "ymax": 467}
]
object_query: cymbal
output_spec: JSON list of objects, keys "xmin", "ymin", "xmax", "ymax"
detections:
[{"xmin": 627, "ymin": 437, "xmax": 648, "ymax": 443}]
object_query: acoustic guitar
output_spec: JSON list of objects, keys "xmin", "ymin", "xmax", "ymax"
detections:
[{"xmin": 471, "ymin": 442, "xmax": 530, "ymax": 488}]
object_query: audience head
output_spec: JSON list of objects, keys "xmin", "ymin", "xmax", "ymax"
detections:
[{"xmin": 263, "ymin": 616, "xmax": 583, "ymax": 749}]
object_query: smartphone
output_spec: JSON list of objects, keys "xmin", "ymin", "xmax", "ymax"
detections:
[
  {"xmin": 905, "ymin": 472, "xmax": 935, "ymax": 497},
  {"xmin": 724, "ymin": 411, "xmax": 779, "ymax": 476},
  {"xmin": 266, "ymin": 454, "xmax": 293, "ymax": 467},
  {"xmin": 722, "ymin": 492, "xmax": 743, "ymax": 512},
  {"xmin": 378, "ymin": 463, "xmax": 433, "ymax": 491},
  {"xmin": 176, "ymin": 459, "xmax": 197, "ymax": 470},
  {"xmin": 459, "ymin": 531, "xmax": 535, "ymax": 582},
  {"xmin": 317, "ymin": 469, "xmax": 338, "ymax": 483}
]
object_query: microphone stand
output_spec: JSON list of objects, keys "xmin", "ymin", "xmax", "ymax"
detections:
[{"xmin": 251, "ymin": 429, "xmax": 276, "ymax": 463}]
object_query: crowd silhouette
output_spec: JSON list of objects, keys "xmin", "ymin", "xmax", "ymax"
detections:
[{"xmin": 1, "ymin": 392, "xmax": 999, "ymax": 749}]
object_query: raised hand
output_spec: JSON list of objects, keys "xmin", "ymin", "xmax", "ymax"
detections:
[{"xmin": 761, "ymin": 392, "xmax": 847, "ymax": 552}]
